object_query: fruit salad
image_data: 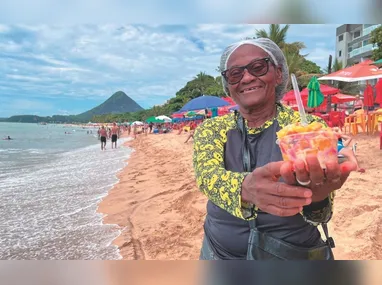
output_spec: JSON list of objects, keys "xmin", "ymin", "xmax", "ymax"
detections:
[{"xmin": 276, "ymin": 122, "xmax": 338, "ymax": 168}]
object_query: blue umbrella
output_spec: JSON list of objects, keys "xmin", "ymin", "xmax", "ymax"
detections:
[{"xmin": 178, "ymin": 95, "xmax": 230, "ymax": 112}]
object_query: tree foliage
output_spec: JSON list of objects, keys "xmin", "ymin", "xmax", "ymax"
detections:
[
  {"xmin": 91, "ymin": 74, "xmax": 226, "ymax": 123},
  {"xmin": 254, "ymin": 24, "xmax": 322, "ymax": 90},
  {"xmin": 370, "ymin": 25, "xmax": 382, "ymax": 61}
]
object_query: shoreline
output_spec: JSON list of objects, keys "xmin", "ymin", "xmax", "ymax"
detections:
[
  {"xmin": 97, "ymin": 132, "xmax": 206, "ymax": 260},
  {"xmin": 98, "ymin": 132, "xmax": 381, "ymax": 260}
]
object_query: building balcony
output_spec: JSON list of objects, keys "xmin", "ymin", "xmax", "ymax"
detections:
[
  {"xmin": 363, "ymin": 24, "xmax": 381, "ymax": 36},
  {"xmin": 349, "ymin": 43, "xmax": 377, "ymax": 58}
]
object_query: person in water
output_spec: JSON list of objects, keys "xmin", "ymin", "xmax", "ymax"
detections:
[
  {"xmin": 111, "ymin": 122, "xmax": 119, "ymax": 149},
  {"xmin": 99, "ymin": 126, "xmax": 108, "ymax": 150}
]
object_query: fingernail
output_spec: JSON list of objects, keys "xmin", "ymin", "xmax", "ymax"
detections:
[{"xmin": 305, "ymin": 198, "xmax": 312, "ymax": 205}]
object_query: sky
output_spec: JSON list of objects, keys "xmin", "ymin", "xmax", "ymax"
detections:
[{"xmin": 0, "ymin": 24, "xmax": 340, "ymax": 117}]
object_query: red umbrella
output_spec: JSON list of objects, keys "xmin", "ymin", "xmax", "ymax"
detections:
[
  {"xmin": 331, "ymin": 94, "xmax": 357, "ymax": 104},
  {"xmin": 375, "ymin": 78, "xmax": 382, "ymax": 107},
  {"xmin": 222, "ymin": 97, "xmax": 236, "ymax": 105},
  {"xmin": 318, "ymin": 60, "xmax": 382, "ymax": 82},
  {"xmin": 363, "ymin": 83, "xmax": 374, "ymax": 107},
  {"xmin": 283, "ymin": 84, "xmax": 339, "ymax": 102}
]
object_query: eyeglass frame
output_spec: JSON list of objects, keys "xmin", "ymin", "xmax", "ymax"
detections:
[{"xmin": 221, "ymin": 57, "xmax": 274, "ymax": 85}]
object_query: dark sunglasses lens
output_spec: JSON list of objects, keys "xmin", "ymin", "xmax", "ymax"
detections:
[
  {"xmin": 225, "ymin": 59, "xmax": 269, "ymax": 84},
  {"xmin": 247, "ymin": 59, "xmax": 268, "ymax": 77},
  {"xmin": 226, "ymin": 67, "xmax": 244, "ymax": 84}
]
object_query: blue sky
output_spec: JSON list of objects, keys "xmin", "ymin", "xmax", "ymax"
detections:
[{"xmin": 0, "ymin": 24, "xmax": 339, "ymax": 117}]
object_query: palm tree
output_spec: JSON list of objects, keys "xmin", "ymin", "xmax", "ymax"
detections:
[
  {"xmin": 255, "ymin": 24, "xmax": 306, "ymax": 52},
  {"xmin": 255, "ymin": 24, "xmax": 306, "ymax": 84}
]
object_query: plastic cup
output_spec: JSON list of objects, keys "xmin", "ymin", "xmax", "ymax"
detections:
[{"xmin": 276, "ymin": 130, "xmax": 338, "ymax": 168}]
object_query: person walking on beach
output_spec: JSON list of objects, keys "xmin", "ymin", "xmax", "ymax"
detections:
[
  {"xmin": 111, "ymin": 122, "xmax": 119, "ymax": 149},
  {"xmin": 193, "ymin": 38, "xmax": 357, "ymax": 261},
  {"xmin": 99, "ymin": 126, "xmax": 107, "ymax": 150},
  {"xmin": 127, "ymin": 124, "xmax": 131, "ymax": 136}
]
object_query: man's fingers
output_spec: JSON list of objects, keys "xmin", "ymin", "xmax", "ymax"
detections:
[
  {"xmin": 305, "ymin": 154, "xmax": 324, "ymax": 184},
  {"xmin": 262, "ymin": 194, "xmax": 311, "ymax": 208},
  {"xmin": 325, "ymin": 160, "xmax": 341, "ymax": 182},
  {"xmin": 260, "ymin": 205, "xmax": 302, "ymax": 217},
  {"xmin": 260, "ymin": 161, "xmax": 284, "ymax": 177},
  {"xmin": 340, "ymin": 161, "xmax": 357, "ymax": 184},
  {"xmin": 294, "ymin": 159, "xmax": 310, "ymax": 185},
  {"xmin": 280, "ymin": 161, "xmax": 296, "ymax": 185},
  {"xmin": 268, "ymin": 182, "xmax": 312, "ymax": 198}
]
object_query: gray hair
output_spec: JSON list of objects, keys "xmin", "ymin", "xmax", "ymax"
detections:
[{"xmin": 219, "ymin": 38, "xmax": 289, "ymax": 102}]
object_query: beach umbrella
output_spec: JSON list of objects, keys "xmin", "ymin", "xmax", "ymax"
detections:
[
  {"xmin": 155, "ymin": 115, "xmax": 172, "ymax": 122},
  {"xmin": 307, "ymin": 76, "xmax": 325, "ymax": 108},
  {"xmin": 363, "ymin": 83, "xmax": 374, "ymax": 108},
  {"xmin": 178, "ymin": 95, "xmax": 230, "ymax": 112},
  {"xmin": 283, "ymin": 84, "xmax": 339, "ymax": 102},
  {"xmin": 371, "ymin": 59, "xmax": 382, "ymax": 68},
  {"xmin": 375, "ymin": 78, "xmax": 382, "ymax": 107},
  {"xmin": 221, "ymin": 97, "xmax": 236, "ymax": 105},
  {"xmin": 131, "ymin": 121, "xmax": 144, "ymax": 126},
  {"xmin": 331, "ymin": 94, "xmax": 357, "ymax": 104},
  {"xmin": 146, "ymin": 116, "xmax": 164, "ymax": 123},
  {"xmin": 185, "ymin": 111, "xmax": 197, "ymax": 117},
  {"xmin": 318, "ymin": 60, "xmax": 382, "ymax": 82}
]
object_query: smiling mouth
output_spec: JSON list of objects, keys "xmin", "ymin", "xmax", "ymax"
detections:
[{"xmin": 240, "ymin": 86, "xmax": 262, "ymax": 93}]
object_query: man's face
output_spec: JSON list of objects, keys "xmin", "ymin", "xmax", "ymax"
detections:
[{"xmin": 225, "ymin": 44, "xmax": 282, "ymax": 110}]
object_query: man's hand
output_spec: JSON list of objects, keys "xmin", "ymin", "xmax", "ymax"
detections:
[
  {"xmin": 241, "ymin": 161, "xmax": 313, "ymax": 217},
  {"xmin": 280, "ymin": 154, "xmax": 357, "ymax": 202}
]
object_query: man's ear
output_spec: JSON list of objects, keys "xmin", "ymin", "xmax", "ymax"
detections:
[{"xmin": 276, "ymin": 66, "xmax": 283, "ymax": 85}]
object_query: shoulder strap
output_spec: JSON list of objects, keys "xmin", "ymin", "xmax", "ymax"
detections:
[
  {"xmin": 236, "ymin": 111, "xmax": 251, "ymax": 172},
  {"xmin": 321, "ymin": 223, "xmax": 335, "ymax": 248}
]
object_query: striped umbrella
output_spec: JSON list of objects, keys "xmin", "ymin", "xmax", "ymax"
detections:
[{"xmin": 307, "ymin": 76, "xmax": 324, "ymax": 108}]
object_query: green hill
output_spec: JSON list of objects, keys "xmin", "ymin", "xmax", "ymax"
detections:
[
  {"xmin": 75, "ymin": 91, "xmax": 143, "ymax": 121},
  {"xmin": 3, "ymin": 91, "xmax": 144, "ymax": 123}
]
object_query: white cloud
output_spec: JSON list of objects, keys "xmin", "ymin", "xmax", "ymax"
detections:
[
  {"xmin": 5, "ymin": 74, "xmax": 44, "ymax": 82},
  {"xmin": 0, "ymin": 24, "xmax": 338, "ymax": 117}
]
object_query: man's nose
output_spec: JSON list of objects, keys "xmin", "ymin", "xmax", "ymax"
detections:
[{"xmin": 240, "ymin": 68, "xmax": 257, "ymax": 84}]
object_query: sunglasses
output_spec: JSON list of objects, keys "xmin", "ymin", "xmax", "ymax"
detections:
[{"xmin": 221, "ymin": 57, "xmax": 273, "ymax": 85}]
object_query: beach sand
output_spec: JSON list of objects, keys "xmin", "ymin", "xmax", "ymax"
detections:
[{"xmin": 98, "ymin": 131, "xmax": 381, "ymax": 260}]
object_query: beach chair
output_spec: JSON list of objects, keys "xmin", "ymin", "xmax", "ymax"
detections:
[{"xmin": 327, "ymin": 111, "xmax": 345, "ymax": 130}]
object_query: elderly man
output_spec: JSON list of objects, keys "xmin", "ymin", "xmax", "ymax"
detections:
[{"xmin": 193, "ymin": 38, "xmax": 357, "ymax": 260}]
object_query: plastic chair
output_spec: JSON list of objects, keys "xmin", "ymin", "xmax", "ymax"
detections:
[
  {"xmin": 352, "ymin": 110, "xmax": 366, "ymax": 133},
  {"xmin": 327, "ymin": 111, "xmax": 345, "ymax": 129},
  {"xmin": 344, "ymin": 116, "xmax": 357, "ymax": 135}
]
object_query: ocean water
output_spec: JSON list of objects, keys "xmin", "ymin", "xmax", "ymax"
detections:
[{"xmin": 0, "ymin": 123, "xmax": 132, "ymax": 259}]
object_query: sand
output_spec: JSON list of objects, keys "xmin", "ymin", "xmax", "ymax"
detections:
[{"xmin": 98, "ymin": 131, "xmax": 382, "ymax": 260}]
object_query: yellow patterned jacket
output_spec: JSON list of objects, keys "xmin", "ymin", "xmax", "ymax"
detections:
[{"xmin": 193, "ymin": 104, "xmax": 334, "ymax": 225}]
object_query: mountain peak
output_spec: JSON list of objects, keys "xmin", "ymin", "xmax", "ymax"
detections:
[{"xmin": 76, "ymin": 91, "xmax": 144, "ymax": 121}]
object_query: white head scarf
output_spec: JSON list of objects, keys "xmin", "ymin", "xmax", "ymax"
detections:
[{"xmin": 219, "ymin": 38, "xmax": 289, "ymax": 102}]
